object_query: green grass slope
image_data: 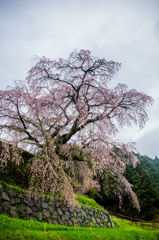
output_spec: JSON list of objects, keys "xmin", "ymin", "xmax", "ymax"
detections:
[{"xmin": 0, "ymin": 214, "xmax": 159, "ymax": 240}]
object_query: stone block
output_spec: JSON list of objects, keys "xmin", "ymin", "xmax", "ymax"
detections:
[
  {"xmin": 2, "ymin": 192, "xmax": 10, "ymax": 201},
  {"xmin": 9, "ymin": 190, "xmax": 16, "ymax": 197},
  {"xmin": 57, "ymin": 208, "xmax": 63, "ymax": 216},
  {"xmin": 43, "ymin": 209, "xmax": 50, "ymax": 217},
  {"xmin": 68, "ymin": 207, "xmax": 74, "ymax": 213},
  {"xmin": 88, "ymin": 215, "xmax": 91, "ymax": 220},
  {"xmin": 61, "ymin": 206, "xmax": 68, "ymax": 211},
  {"xmin": 99, "ymin": 223, "xmax": 104, "ymax": 227},
  {"xmin": 26, "ymin": 206, "xmax": 33, "ymax": 215},
  {"xmin": 10, "ymin": 206, "xmax": 18, "ymax": 217},
  {"xmin": 103, "ymin": 213, "xmax": 108, "ymax": 218},
  {"xmin": 49, "ymin": 206, "xmax": 54, "ymax": 212},
  {"xmin": 107, "ymin": 222, "xmax": 111, "ymax": 228},
  {"xmin": 72, "ymin": 217, "xmax": 77, "ymax": 222},
  {"xmin": 2, "ymin": 201, "xmax": 10, "ymax": 211},
  {"xmin": 18, "ymin": 207, "xmax": 24, "ymax": 214},
  {"xmin": 89, "ymin": 211, "xmax": 94, "ymax": 216},
  {"xmin": 77, "ymin": 217, "xmax": 82, "ymax": 223},
  {"xmin": 111, "ymin": 223, "xmax": 114, "ymax": 228},
  {"xmin": 51, "ymin": 211, "xmax": 58, "ymax": 218},
  {"xmin": 58, "ymin": 220, "xmax": 63, "ymax": 225},
  {"xmin": 68, "ymin": 220, "xmax": 73, "ymax": 226},
  {"xmin": 65, "ymin": 211, "xmax": 71, "ymax": 219},
  {"xmin": 24, "ymin": 198, "xmax": 34, "ymax": 207},
  {"xmin": 11, "ymin": 198, "xmax": 21, "ymax": 205},
  {"xmin": 42, "ymin": 202, "xmax": 48, "ymax": 209},
  {"xmin": 53, "ymin": 220, "xmax": 58, "ymax": 224},
  {"xmin": 105, "ymin": 212, "xmax": 109, "ymax": 217}
]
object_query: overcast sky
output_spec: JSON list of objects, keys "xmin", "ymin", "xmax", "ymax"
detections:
[{"xmin": 0, "ymin": 0, "xmax": 159, "ymax": 158}]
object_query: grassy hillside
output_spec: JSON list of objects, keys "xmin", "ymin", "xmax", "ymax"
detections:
[
  {"xmin": 1, "ymin": 142, "xmax": 159, "ymax": 239},
  {"xmin": 0, "ymin": 213, "xmax": 159, "ymax": 240}
]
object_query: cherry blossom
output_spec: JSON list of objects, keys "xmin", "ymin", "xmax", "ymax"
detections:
[{"xmin": 0, "ymin": 50, "xmax": 153, "ymax": 209}]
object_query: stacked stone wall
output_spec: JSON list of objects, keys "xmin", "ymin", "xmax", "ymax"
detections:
[{"xmin": 0, "ymin": 182, "xmax": 114, "ymax": 228}]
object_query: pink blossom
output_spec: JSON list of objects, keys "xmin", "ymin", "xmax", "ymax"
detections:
[{"xmin": 0, "ymin": 50, "xmax": 153, "ymax": 211}]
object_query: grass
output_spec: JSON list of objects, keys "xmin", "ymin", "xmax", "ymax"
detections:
[
  {"xmin": 75, "ymin": 193, "xmax": 105, "ymax": 211},
  {"xmin": 1, "ymin": 181, "xmax": 159, "ymax": 239},
  {"xmin": 0, "ymin": 214, "xmax": 159, "ymax": 240},
  {"xmin": 151, "ymin": 209, "xmax": 159, "ymax": 223},
  {"xmin": 1, "ymin": 143, "xmax": 159, "ymax": 239}
]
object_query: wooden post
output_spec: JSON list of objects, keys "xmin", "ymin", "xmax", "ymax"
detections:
[{"xmin": 131, "ymin": 217, "xmax": 132, "ymax": 224}]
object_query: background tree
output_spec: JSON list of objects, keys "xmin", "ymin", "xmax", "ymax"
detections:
[
  {"xmin": 0, "ymin": 49, "xmax": 153, "ymax": 209},
  {"xmin": 96, "ymin": 154, "xmax": 159, "ymax": 221}
]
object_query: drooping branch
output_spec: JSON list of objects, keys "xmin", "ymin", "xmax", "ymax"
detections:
[{"xmin": 0, "ymin": 49, "xmax": 153, "ymax": 210}]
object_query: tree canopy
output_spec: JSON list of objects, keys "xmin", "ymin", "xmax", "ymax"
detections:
[
  {"xmin": 0, "ymin": 49, "xmax": 153, "ymax": 209},
  {"xmin": 96, "ymin": 154, "xmax": 159, "ymax": 221}
]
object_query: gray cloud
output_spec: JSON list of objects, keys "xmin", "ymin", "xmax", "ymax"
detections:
[{"xmin": 0, "ymin": 0, "xmax": 159, "ymax": 158}]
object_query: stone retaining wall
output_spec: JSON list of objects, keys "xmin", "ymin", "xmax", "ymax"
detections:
[{"xmin": 0, "ymin": 182, "xmax": 114, "ymax": 228}]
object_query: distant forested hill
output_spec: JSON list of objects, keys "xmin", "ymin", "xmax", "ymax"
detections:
[{"xmin": 94, "ymin": 154, "xmax": 159, "ymax": 221}]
